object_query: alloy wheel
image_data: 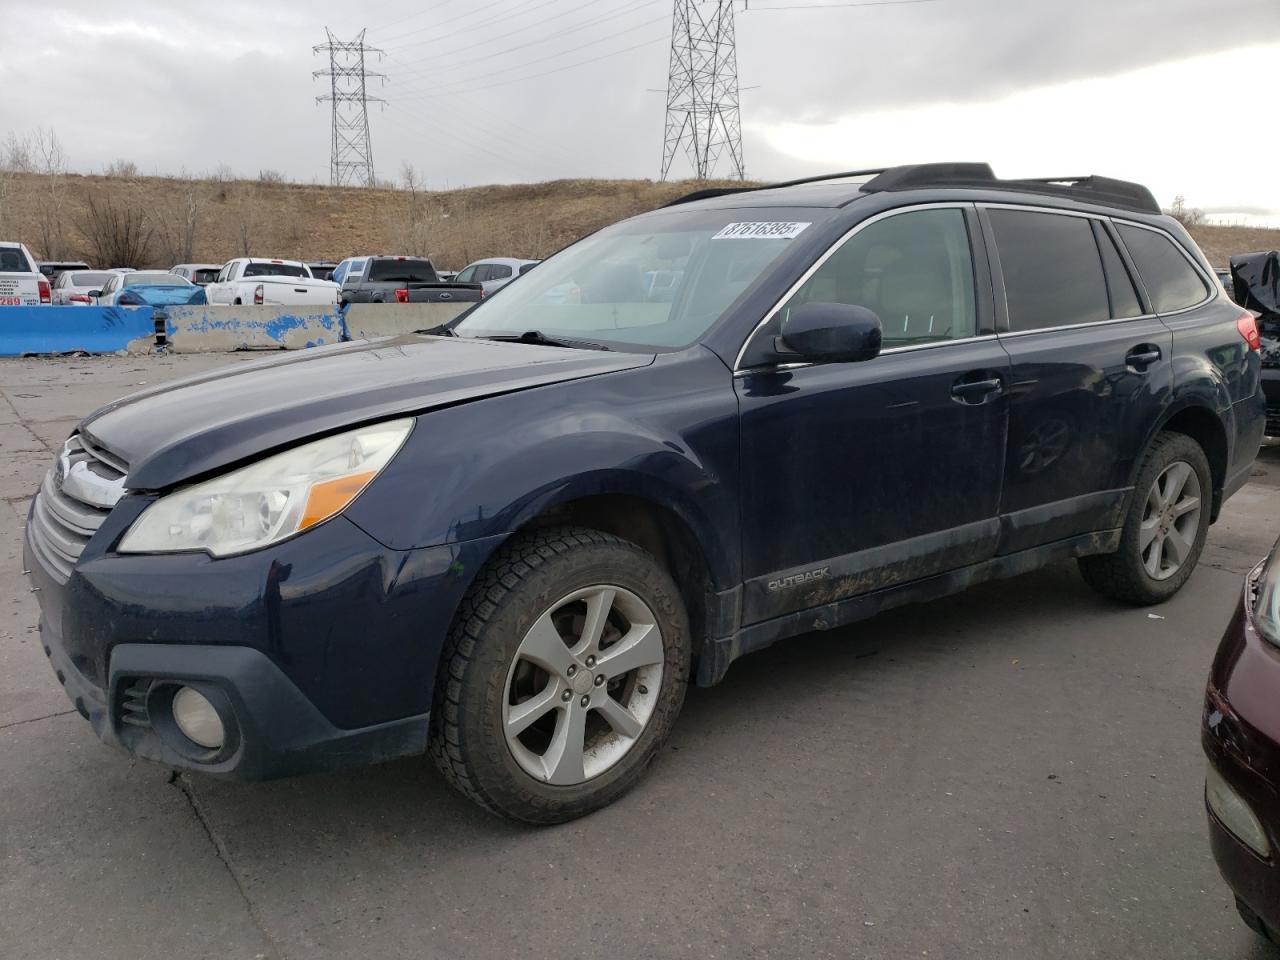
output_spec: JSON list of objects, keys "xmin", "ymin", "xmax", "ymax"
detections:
[
  {"xmin": 1140, "ymin": 460, "xmax": 1202, "ymax": 581},
  {"xmin": 503, "ymin": 585, "xmax": 664, "ymax": 785}
]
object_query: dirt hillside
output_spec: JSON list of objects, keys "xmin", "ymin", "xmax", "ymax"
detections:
[{"xmin": 0, "ymin": 171, "xmax": 1274, "ymax": 272}]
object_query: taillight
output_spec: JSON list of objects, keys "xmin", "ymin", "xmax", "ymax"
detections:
[
  {"xmin": 69, "ymin": 294, "xmax": 90, "ymax": 304},
  {"xmin": 37, "ymin": 278, "xmax": 51, "ymax": 304},
  {"xmin": 1238, "ymin": 312, "xmax": 1262, "ymax": 352},
  {"xmin": 479, "ymin": 288, "xmax": 486, "ymax": 299},
  {"xmin": 394, "ymin": 288, "xmax": 409, "ymax": 303},
  {"xmin": 253, "ymin": 283, "xmax": 264, "ymax": 305}
]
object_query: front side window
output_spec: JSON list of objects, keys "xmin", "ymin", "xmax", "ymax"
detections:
[
  {"xmin": 778, "ymin": 207, "xmax": 976, "ymax": 349},
  {"xmin": 989, "ymin": 209, "xmax": 1109, "ymax": 331},
  {"xmin": 1117, "ymin": 224, "xmax": 1209, "ymax": 314},
  {"xmin": 454, "ymin": 207, "xmax": 825, "ymax": 351},
  {"xmin": 455, "ymin": 266, "xmax": 477, "ymax": 283}
]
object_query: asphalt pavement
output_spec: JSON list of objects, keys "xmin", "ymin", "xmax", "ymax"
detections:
[{"xmin": 2, "ymin": 354, "xmax": 1279, "ymax": 960}]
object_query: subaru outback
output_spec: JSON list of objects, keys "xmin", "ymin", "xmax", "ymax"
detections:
[{"xmin": 24, "ymin": 163, "xmax": 1266, "ymax": 822}]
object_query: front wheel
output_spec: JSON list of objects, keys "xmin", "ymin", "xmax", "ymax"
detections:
[
  {"xmin": 1078, "ymin": 431, "xmax": 1211, "ymax": 604},
  {"xmin": 429, "ymin": 527, "xmax": 690, "ymax": 824}
]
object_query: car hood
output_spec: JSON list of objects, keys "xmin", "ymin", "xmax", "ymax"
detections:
[{"xmin": 81, "ymin": 335, "xmax": 654, "ymax": 489}]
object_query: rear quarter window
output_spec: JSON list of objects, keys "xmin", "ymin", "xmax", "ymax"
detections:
[
  {"xmin": 989, "ymin": 209, "xmax": 1109, "ymax": 331},
  {"xmin": 1116, "ymin": 224, "xmax": 1210, "ymax": 314}
]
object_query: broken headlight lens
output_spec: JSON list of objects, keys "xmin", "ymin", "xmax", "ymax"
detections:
[{"xmin": 119, "ymin": 419, "xmax": 413, "ymax": 557}]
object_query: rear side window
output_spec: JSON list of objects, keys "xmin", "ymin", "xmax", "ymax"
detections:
[
  {"xmin": 1116, "ymin": 224, "xmax": 1209, "ymax": 314},
  {"xmin": 989, "ymin": 209, "xmax": 1109, "ymax": 331},
  {"xmin": 780, "ymin": 207, "xmax": 977, "ymax": 349},
  {"xmin": 0, "ymin": 249, "xmax": 31, "ymax": 273},
  {"xmin": 489, "ymin": 264, "xmax": 513, "ymax": 280},
  {"xmin": 519, "ymin": 262, "xmax": 538, "ymax": 275},
  {"xmin": 193, "ymin": 268, "xmax": 219, "ymax": 284},
  {"xmin": 1094, "ymin": 226, "xmax": 1143, "ymax": 318}
]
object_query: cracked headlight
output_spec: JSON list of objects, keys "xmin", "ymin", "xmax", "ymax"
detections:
[{"xmin": 119, "ymin": 419, "xmax": 413, "ymax": 557}]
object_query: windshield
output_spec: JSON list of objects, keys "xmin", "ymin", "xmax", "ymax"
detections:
[
  {"xmin": 71, "ymin": 272, "xmax": 113, "ymax": 287},
  {"xmin": 453, "ymin": 208, "xmax": 825, "ymax": 350},
  {"xmin": 243, "ymin": 262, "xmax": 308, "ymax": 278},
  {"xmin": 369, "ymin": 258, "xmax": 436, "ymax": 282},
  {"xmin": 124, "ymin": 273, "xmax": 188, "ymax": 286}
]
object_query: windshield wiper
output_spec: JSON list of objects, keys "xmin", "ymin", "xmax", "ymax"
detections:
[
  {"xmin": 413, "ymin": 323, "xmax": 456, "ymax": 336},
  {"xmin": 479, "ymin": 330, "xmax": 611, "ymax": 351}
]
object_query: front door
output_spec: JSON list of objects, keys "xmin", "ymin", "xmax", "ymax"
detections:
[{"xmin": 735, "ymin": 205, "xmax": 1009, "ymax": 625}]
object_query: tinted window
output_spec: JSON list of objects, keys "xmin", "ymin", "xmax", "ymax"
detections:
[
  {"xmin": 455, "ymin": 266, "xmax": 477, "ymax": 283},
  {"xmin": 368, "ymin": 258, "xmax": 436, "ymax": 282},
  {"xmin": 242, "ymin": 262, "xmax": 307, "ymax": 278},
  {"xmin": 781, "ymin": 208, "xmax": 976, "ymax": 349},
  {"xmin": 72, "ymin": 272, "xmax": 113, "ymax": 288},
  {"xmin": 193, "ymin": 268, "xmax": 219, "ymax": 284},
  {"xmin": 488, "ymin": 264, "xmax": 513, "ymax": 280},
  {"xmin": 0, "ymin": 249, "xmax": 31, "ymax": 273},
  {"xmin": 1095, "ymin": 227, "xmax": 1142, "ymax": 318},
  {"xmin": 989, "ymin": 209, "xmax": 1109, "ymax": 331},
  {"xmin": 1117, "ymin": 224, "xmax": 1209, "ymax": 314},
  {"xmin": 518, "ymin": 262, "xmax": 538, "ymax": 275}
]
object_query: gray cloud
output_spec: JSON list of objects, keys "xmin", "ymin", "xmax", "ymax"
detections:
[{"xmin": 2, "ymin": 0, "xmax": 1277, "ymax": 203}]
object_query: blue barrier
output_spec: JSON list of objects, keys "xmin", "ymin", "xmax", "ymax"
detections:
[
  {"xmin": 164, "ymin": 305, "xmax": 345, "ymax": 352},
  {"xmin": 0, "ymin": 306, "xmax": 157, "ymax": 357}
]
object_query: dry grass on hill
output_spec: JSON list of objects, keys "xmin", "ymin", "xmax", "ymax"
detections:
[{"xmin": 0, "ymin": 170, "xmax": 1274, "ymax": 271}]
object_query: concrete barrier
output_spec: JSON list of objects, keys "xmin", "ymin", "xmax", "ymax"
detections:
[
  {"xmin": 164, "ymin": 305, "xmax": 345, "ymax": 352},
  {"xmin": 0, "ymin": 306, "xmax": 157, "ymax": 357},
  {"xmin": 342, "ymin": 302, "xmax": 471, "ymax": 341}
]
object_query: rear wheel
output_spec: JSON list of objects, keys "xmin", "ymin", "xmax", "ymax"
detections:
[
  {"xmin": 1078, "ymin": 431, "xmax": 1211, "ymax": 604},
  {"xmin": 429, "ymin": 527, "xmax": 690, "ymax": 824}
]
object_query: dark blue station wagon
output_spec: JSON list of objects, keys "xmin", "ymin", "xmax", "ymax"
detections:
[{"xmin": 24, "ymin": 163, "xmax": 1267, "ymax": 822}]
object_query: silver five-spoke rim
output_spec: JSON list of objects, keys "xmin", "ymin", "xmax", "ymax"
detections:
[
  {"xmin": 503, "ymin": 585, "xmax": 664, "ymax": 785},
  {"xmin": 1140, "ymin": 460, "xmax": 1201, "ymax": 581}
]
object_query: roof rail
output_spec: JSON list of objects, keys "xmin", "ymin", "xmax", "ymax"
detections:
[
  {"xmin": 861, "ymin": 163, "xmax": 1160, "ymax": 214},
  {"xmin": 663, "ymin": 168, "xmax": 889, "ymax": 207}
]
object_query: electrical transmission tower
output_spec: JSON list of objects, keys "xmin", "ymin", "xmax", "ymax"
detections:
[
  {"xmin": 660, "ymin": 1, "xmax": 745, "ymax": 181},
  {"xmin": 313, "ymin": 29, "xmax": 385, "ymax": 187}
]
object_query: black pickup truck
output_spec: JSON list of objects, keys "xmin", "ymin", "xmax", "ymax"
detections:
[{"xmin": 338, "ymin": 256, "xmax": 483, "ymax": 305}]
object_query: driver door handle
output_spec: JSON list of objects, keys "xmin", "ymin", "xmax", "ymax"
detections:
[
  {"xmin": 951, "ymin": 377, "xmax": 1004, "ymax": 403},
  {"xmin": 1125, "ymin": 345, "xmax": 1162, "ymax": 370}
]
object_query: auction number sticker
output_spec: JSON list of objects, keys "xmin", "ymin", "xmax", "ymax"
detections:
[
  {"xmin": 712, "ymin": 221, "xmax": 811, "ymax": 240},
  {"xmin": 0, "ymin": 297, "xmax": 22, "ymax": 305}
]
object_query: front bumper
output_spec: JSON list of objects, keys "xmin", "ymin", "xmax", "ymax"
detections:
[
  {"xmin": 1202, "ymin": 569, "xmax": 1280, "ymax": 936},
  {"xmin": 25, "ymin": 505, "xmax": 505, "ymax": 780}
]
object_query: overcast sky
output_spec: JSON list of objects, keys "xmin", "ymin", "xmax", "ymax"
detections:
[{"xmin": 4, "ymin": 0, "xmax": 1278, "ymax": 222}]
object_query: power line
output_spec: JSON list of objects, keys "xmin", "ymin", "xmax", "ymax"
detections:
[
  {"xmin": 374, "ymin": 0, "xmax": 524, "ymax": 47},
  {"xmin": 313, "ymin": 29, "xmax": 386, "ymax": 187},
  {"xmin": 745, "ymin": 0, "xmax": 938, "ymax": 8},
  {"xmin": 662, "ymin": 1, "xmax": 744, "ymax": 181}
]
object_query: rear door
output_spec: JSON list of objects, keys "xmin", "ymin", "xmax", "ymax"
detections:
[
  {"xmin": 983, "ymin": 205, "xmax": 1172, "ymax": 552},
  {"xmin": 735, "ymin": 204, "xmax": 1010, "ymax": 624}
]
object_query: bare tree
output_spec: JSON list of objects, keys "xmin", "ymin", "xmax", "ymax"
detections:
[
  {"xmin": 1168, "ymin": 195, "xmax": 1205, "ymax": 227},
  {"xmin": 32, "ymin": 128, "xmax": 70, "ymax": 259},
  {"xmin": 2, "ymin": 132, "xmax": 34, "ymax": 172},
  {"xmin": 105, "ymin": 158, "xmax": 139, "ymax": 179},
  {"xmin": 81, "ymin": 194, "xmax": 154, "ymax": 268},
  {"xmin": 153, "ymin": 170, "xmax": 206, "ymax": 265},
  {"xmin": 232, "ymin": 184, "xmax": 258, "ymax": 256},
  {"xmin": 392, "ymin": 162, "xmax": 432, "ymax": 257}
]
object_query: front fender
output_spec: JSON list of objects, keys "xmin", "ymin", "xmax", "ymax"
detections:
[{"xmin": 343, "ymin": 349, "xmax": 742, "ymax": 590}]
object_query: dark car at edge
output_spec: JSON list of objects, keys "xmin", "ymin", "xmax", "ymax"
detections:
[{"xmin": 24, "ymin": 163, "xmax": 1266, "ymax": 823}]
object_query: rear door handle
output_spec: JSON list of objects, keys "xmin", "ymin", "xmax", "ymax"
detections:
[
  {"xmin": 1125, "ymin": 345, "xmax": 1162, "ymax": 370},
  {"xmin": 951, "ymin": 377, "xmax": 1003, "ymax": 403}
]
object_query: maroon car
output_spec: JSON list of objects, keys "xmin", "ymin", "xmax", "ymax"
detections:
[{"xmin": 1203, "ymin": 536, "xmax": 1280, "ymax": 941}]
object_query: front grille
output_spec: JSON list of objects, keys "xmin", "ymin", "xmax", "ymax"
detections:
[
  {"xmin": 1267, "ymin": 403, "xmax": 1280, "ymax": 438},
  {"xmin": 27, "ymin": 434, "xmax": 128, "ymax": 582}
]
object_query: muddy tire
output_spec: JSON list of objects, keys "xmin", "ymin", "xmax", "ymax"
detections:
[
  {"xmin": 1078, "ymin": 431, "xmax": 1211, "ymax": 605},
  {"xmin": 428, "ymin": 526, "xmax": 690, "ymax": 824}
]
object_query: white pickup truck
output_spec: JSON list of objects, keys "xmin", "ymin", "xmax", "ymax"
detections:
[
  {"xmin": 204, "ymin": 258, "xmax": 341, "ymax": 306},
  {"xmin": 0, "ymin": 242, "xmax": 51, "ymax": 305}
]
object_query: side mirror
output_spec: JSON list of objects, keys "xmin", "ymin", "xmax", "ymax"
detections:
[
  {"xmin": 776, "ymin": 302, "xmax": 883, "ymax": 364},
  {"xmin": 87, "ymin": 290, "xmax": 102, "ymax": 298}
]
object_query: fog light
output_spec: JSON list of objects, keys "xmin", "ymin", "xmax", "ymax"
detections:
[
  {"xmin": 1207, "ymin": 763, "xmax": 1271, "ymax": 857},
  {"xmin": 171, "ymin": 687, "xmax": 225, "ymax": 750}
]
